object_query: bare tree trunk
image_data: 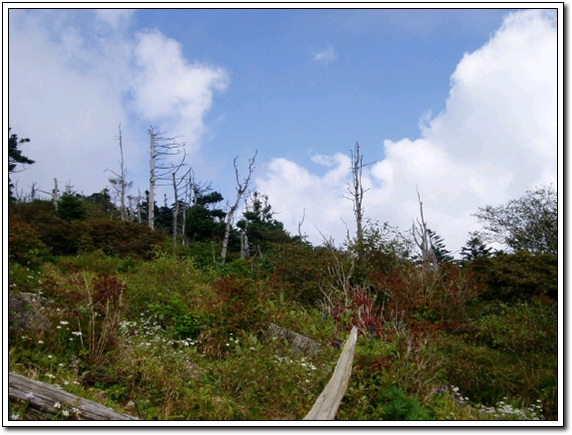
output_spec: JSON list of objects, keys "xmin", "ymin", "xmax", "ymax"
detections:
[
  {"xmin": 221, "ymin": 151, "xmax": 257, "ymax": 262},
  {"xmin": 345, "ymin": 142, "xmax": 369, "ymax": 257},
  {"xmin": 52, "ymin": 178, "xmax": 59, "ymax": 211},
  {"xmin": 172, "ymin": 172, "xmax": 179, "ymax": 251},
  {"xmin": 240, "ymin": 221, "xmax": 249, "ymax": 259},
  {"xmin": 147, "ymin": 126, "xmax": 187, "ymax": 231},
  {"xmin": 412, "ymin": 186, "xmax": 438, "ymax": 270},
  {"xmin": 148, "ymin": 128, "xmax": 156, "ymax": 229},
  {"xmin": 117, "ymin": 125, "xmax": 127, "ymax": 221}
]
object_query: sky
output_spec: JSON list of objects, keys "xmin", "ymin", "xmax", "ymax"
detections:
[{"xmin": 7, "ymin": 5, "xmax": 561, "ymax": 254}]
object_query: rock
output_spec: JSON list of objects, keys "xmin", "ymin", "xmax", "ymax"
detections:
[
  {"xmin": 9, "ymin": 292, "xmax": 52, "ymax": 334},
  {"xmin": 267, "ymin": 323, "xmax": 320, "ymax": 358}
]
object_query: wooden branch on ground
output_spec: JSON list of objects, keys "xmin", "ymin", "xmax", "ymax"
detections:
[
  {"xmin": 8, "ymin": 372, "xmax": 138, "ymax": 421},
  {"xmin": 304, "ymin": 326, "xmax": 358, "ymax": 420}
]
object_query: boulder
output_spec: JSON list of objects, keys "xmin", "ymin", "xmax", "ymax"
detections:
[{"xmin": 9, "ymin": 292, "xmax": 52, "ymax": 334}]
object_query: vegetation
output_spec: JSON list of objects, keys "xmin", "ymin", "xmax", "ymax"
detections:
[{"xmin": 8, "ymin": 129, "xmax": 558, "ymax": 421}]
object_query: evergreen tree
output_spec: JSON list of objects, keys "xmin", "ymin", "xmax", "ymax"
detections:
[
  {"xmin": 56, "ymin": 187, "xmax": 88, "ymax": 221},
  {"xmin": 427, "ymin": 229, "xmax": 454, "ymax": 264},
  {"xmin": 237, "ymin": 191, "xmax": 291, "ymax": 257},
  {"xmin": 460, "ymin": 231, "xmax": 492, "ymax": 263},
  {"xmin": 8, "ymin": 128, "xmax": 34, "ymax": 202},
  {"xmin": 185, "ymin": 190, "xmax": 226, "ymax": 243}
]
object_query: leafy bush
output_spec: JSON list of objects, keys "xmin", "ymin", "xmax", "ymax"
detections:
[
  {"xmin": 477, "ymin": 300, "xmax": 557, "ymax": 354},
  {"xmin": 369, "ymin": 263, "xmax": 481, "ymax": 332},
  {"xmin": 470, "ymin": 251, "xmax": 557, "ymax": 301},
  {"xmin": 8, "ymin": 216, "xmax": 49, "ymax": 266},
  {"xmin": 268, "ymin": 242, "xmax": 332, "ymax": 306},
  {"xmin": 86, "ymin": 218, "xmax": 167, "ymax": 258}
]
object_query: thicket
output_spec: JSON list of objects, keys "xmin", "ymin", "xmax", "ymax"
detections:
[{"xmin": 8, "ymin": 192, "xmax": 558, "ymax": 421}]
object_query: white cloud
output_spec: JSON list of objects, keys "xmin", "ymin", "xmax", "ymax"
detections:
[
  {"xmin": 312, "ymin": 46, "xmax": 337, "ymax": 64},
  {"xmin": 257, "ymin": 10, "xmax": 557, "ymax": 254},
  {"xmin": 9, "ymin": 10, "xmax": 229, "ymax": 198},
  {"xmin": 94, "ymin": 9, "xmax": 135, "ymax": 29},
  {"xmin": 131, "ymin": 29, "xmax": 230, "ymax": 150}
]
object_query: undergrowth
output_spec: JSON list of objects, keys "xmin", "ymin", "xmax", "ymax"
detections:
[{"xmin": 8, "ymin": 251, "xmax": 558, "ymax": 421}]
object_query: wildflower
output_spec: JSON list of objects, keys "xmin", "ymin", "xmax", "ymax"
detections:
[
  {"xmin": 332, "ymin": 340, "xmax": 341, "ymax": 349},
  {"xmin": 72, "ymin": 407, "xmax": 80, "ymax": 415},
  {"xmin": 46, "ymin": 373, "xmax": 55, "ymax": 379},
  {"xmin": 54, "ymin": 402, "xmax": 62, "ymax": 409},
  {"xmin": 62, "ymin": 409, "xmax": 69, "ymax": 417},
  {"xmin": 10, "ymin": 413, "xmax": 20, "ymax": 420},
  {"xmin": 48, "ymin": 355, "xmax": 53, "ymax": 359},
  {"xmin": 38, "ymin": 340, "xmax": 44, "ymax": 344},
  {"xmin": 60, "ymin": 321, "xmax": 69, "ymax": 325},
  {"xmin": 25, "ymin": 392, "xmax": 36, "ymax": 400}
]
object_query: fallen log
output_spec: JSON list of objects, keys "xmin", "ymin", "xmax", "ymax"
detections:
[
  {"xmin": 304, "ymin": 326, "xmax": 358, "ymax": 420},
  {"xmin": 8, "ymin": 372, "xmax": 138, "ymax": 420}
]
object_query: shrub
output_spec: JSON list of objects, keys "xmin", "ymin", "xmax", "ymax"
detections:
[
  {"xmin": 369, "ymin": 263, "xmax": 482, "ymax": 332},
  {"xmin": 477, "ymin": 300, "xmax": 557, "ymax": 354},
  {"xmin": 215, "ymin": 276, "xmax": 265, "ymax": 333},
  {"xmin": 86, "ymin": 218, "xmax": 167, "ymax": 259},
  {"xmin": 470, "ymin": 251, "xmax": 557, "ymax": 302},
  {"xmin": 8, "ymin": 216, "xmax": 49, "ymax": 266},
  {"xmin": 268, "ymin": 243, "xmax": 332, "ymax": 306}
]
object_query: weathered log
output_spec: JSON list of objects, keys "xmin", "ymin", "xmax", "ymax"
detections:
[
  {"xmin": 267, "ymin": 323, "xmax": 321, "ymax": 358},
  {"xmin": 8, "ymin": 372, "xmax": 138, "ymax": 420},
  {"xmin": 304, "ymin": 326, "xmax": 358, "ymax": 420}
]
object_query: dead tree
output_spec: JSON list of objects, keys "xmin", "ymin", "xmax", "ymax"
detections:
[
  {"xmin": 221, "ymin": 150, "xmax": 257, "ymax": 262},
  {"xmin": 148, "ymin": 127, "xmax": 185, "ymax": 230},
  {"xmin": 107, "ymin": 124, "xmax": 132, "ymax": 221},
  {"xmin": 344, "ymin": 141, "xmax": 369, "ymax": 256},
  {"xmin": 52, "ymin": 178, "xmax": 59, "ymax": 211},
  {"xmin": 412, "ymin": 186, "xmax": 438, "ymax": 270},
  {"xmin": 172, "ymin": 166, "xmax": 192, "ymax": 251}
]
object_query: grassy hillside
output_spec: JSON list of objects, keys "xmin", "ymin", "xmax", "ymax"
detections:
[{"xmin": 8, "ymin": 202, "xmax": 558, "ymax": 421}]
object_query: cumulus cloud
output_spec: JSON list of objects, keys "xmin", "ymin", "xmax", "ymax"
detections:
[
  {"xmin": 312, "ymin": 46, "xmax": 338, "ymax": 64},
  {"xmin": 131, "ymin": 29, "xmax": 229, "ymax": 150},
  {"xmin": 9, "ymin": 10, "xmax": 229, "ymax": 197},
  {"xmin": 257, "ymin": 10, "xmax": 557, "ymax": 253}
]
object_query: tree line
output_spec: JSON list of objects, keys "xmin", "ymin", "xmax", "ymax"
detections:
[{"xmin": 8, "ymin": 127, "xmax": 558, "ymax": 267}]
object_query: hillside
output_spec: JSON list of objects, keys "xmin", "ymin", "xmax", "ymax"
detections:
[{"xmin": 7, "ymin": 196, "xmax": 558, "ymax": 422}]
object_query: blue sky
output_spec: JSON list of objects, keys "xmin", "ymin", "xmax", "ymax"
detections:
[{"xmin": 7, "ymin": 6, "xmax": 560, "ymax": 253}]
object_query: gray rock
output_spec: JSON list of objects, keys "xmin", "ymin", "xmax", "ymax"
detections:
[{"xmin": 9, "ymin": 292, "xmax": 52, "ymax": 333}]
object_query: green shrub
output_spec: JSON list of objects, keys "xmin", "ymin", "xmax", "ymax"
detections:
[
  {"xmin": 470, "ymin": 251, "xmax": 557, "ymax": 301},
  {"xmin": 8, "ymin": 214, "xmax": 49, "ymax": 266},
  {"xmin": 268, "ymin": 243, "xmax": 331, "ymax": 306},
  {"xmin": 477, "ymin": 300, "xmax": 557, "ymax": 354},
  {"xmin": 378, "ymin": 386, "xmax": 432, "ymax": 420}
]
